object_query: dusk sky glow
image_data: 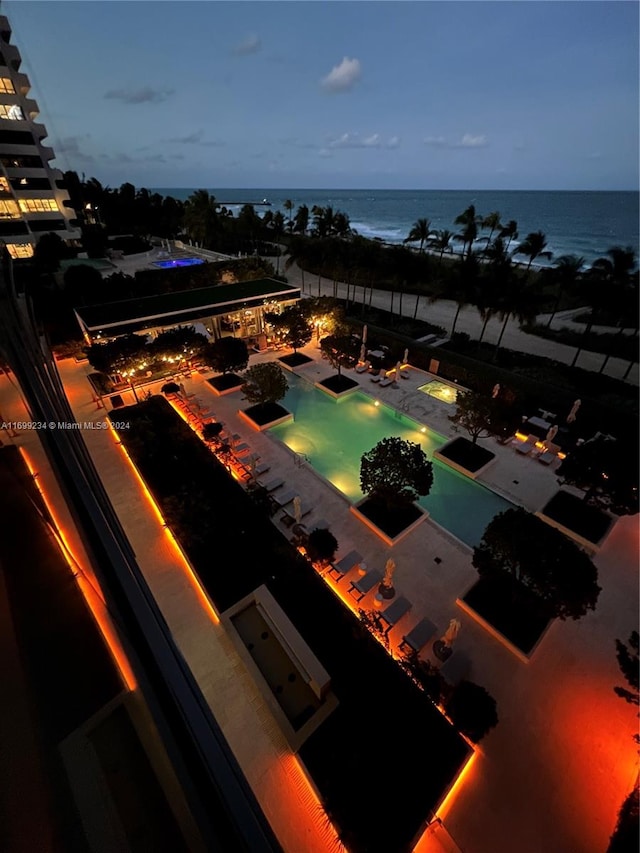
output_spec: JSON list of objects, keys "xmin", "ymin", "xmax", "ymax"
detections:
[{"xmin": 6, "ymin": 0, "xmax": 639, "ymax": 190}]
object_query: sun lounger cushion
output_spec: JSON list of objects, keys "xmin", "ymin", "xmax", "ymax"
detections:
[
  {"xmin": 327, "ymin": 549, "xmax": 363, "ymax": 580},
  {"xmin": 379, "ymin": 377, "xmax": 395, "ymax": 387},
  {"xmin": 379, "ymin": 597, "xmax": 412, "ymax": 633},
  {"xmin": 370, "ymin": 375, "xmax": 381, "ymax": 383},
  {"xmin": 258, "ymin": 477, "xmax": 284, "ymax": 493},
  {"xmin": 399, "ymin": 617, "xmax": 437, "ymax": 653},
  {"xmin": 272, "ymin": 489, "xmax": 296, "ymax": 507},
  {"xmin": 348, "ymin": 569, "xmax": 382, "ymax": 602},
  {"xmin": 537, "ymin": 451, "xmax": 555, "ymax": 465}
]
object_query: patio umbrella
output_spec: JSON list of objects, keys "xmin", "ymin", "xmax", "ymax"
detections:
[
  {"xmin": 566, "ymin": 399, "xmax": 581, "ymax": 424},
  {"xmin": 441, "ymin": 618, "xmax": 461, "ymax": 647},
  {"xmin": 359, "ymin": 343, "xmax": 367, "ymax": 363},
  {"xmin": 394, "ymin": 361, "xmax": 402, "ymax": 381},
  {"xmin": 492, "ymin": 383, "xmax": 501, "ymax": 398},
  {"xmin": 545, "ymin": 425, "xmax": 558, "ymax": 443},
  {"xmin": 292, "ymin": 496, "xmax": 302, "ymax": 524},
  {"xmin": 383, "ymin": 558, "xmax": 396, "ymax": 588},
  {"xmin": 362, "ymin": 325, "xmax": 368, "ymax": 345},
  {"xmin": 403, "ymin": 348, "xmax": 409, "ymax": 364}
]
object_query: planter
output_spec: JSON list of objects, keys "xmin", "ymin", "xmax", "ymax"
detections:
[
  {"xmin": 350, "ymin": 497, "xmax": 428, "ymax": 547},
  {"xmin": 434, "ymin": 437, "xmax": 496, "ymax": 480},
  {"xmin": 315, "ymin": 374, "xmax": 359, "ymax": 399},
  {"xmin": 206, "ymin": 373, "xmax": 244, "ymax": 396},
  {"xmin": 536, "ymin": 490, "xmax": 614, "ymax": 553},
  {"xmin": 278, "ymin": 353, "xmax": 314, "ymax": 368},
  {"xmin": 239, "ymin": 402, "xmax": 293, "ymax": 431}
]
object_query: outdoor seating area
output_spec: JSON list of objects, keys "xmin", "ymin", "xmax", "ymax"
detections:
[
  {"xmin": 348, "ymin": 568, "xmax": 383, "ymax": 602},
  {"xmin": 399, "ymin": 617, "xmax": 437, "ymax": 654},
  {"xmin": 378, "ymin": 596, "xmax": 412, "ymax": 634},
  {"xmin": 326, "ymin": 549, "xmax": 365, "ymax": 582}
]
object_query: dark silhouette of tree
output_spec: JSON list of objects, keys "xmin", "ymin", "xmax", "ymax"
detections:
[
  {"xmin": 241, "ymin": 362, "xmax": 288, "ymax": 409},
  {"xmin": 307, "ymin": 528, "xmax": 339, "ymax": 566},
  {"xmin": 445, "ymin": 681, "xmax": 499, "ymax": 743},
  {"xmin": 557, "ymin": 435, "xmax": 639, "ymax": 516},
  {"xmin": 515, "ymin": 230, "xmax": 553, "ymax": 271},
  {"xmin": 320, "ymin": 333, "xmax": 359, "ymax": 375},
  {"xmin": 202, "ymin": 337, "xmax": 249, "ymax": 374},
  {"xmin": 546, "ymin": 255, "xmax": 584, "ymax": 328},
  {"xmin": 360, "ymin": 437, "xmax": 433, "ymax": 511},
  {"xmin": 449, "ymin": 390, "xmax": 516, "ymax": 445},
  {"xmin": 404, "ymin": 218, "xmax": 433, "ymax": 253}
]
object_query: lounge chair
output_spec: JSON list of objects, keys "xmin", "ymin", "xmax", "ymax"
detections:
[
  {"xmin": 348, "ymin": 569, "xmax": 382, "ymax": 602},
  {"xmin": 271, "ymin": 489, "xmax": 296, "ymax": 508},
  {"xmin": 398, "ymin": 617, "xmax": 437, "ymax": 654},
  {"xmin": 400, "ymin": 368, "xmax": 410, "ymax": 379},
  {"xmin": 378, "ymin": 596, "xmax": 412, "ymax": 634},
  {"xmin": 379, "ymin": 376, "xmax": 394, "ymax": 388},
  {"xmin": 281, "ymin": 500, "xmax": 312, "ymax": 522},
  {"xmin": 233, "ymin": 443, "xmax": 252, "ymax": 457},
  {"xmin": 536, "ymin": 451, "xmax": 555, "ymax": 465},
  {"xmin": 355, "ymin": 362, "xmax": 369, "ymax": 374},
  {"xmin": 370, "ymin": 374, "xmax": 381, "ymax": 383},
  {"xmin": 513, "ymin": 437, "xmax": 536, "ymax": 455},
  {"xmin": 326, "ymin": 549, "xmax": 364, "ymax": 582},
  {"xmin": 257, "ymin": 476, "xmax": 284, "ymax": 493}
]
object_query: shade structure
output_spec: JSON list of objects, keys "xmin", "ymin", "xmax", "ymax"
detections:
[
  {"xmin": 292, "ymin": 495, "xmax": 302, "ymax": 524},
  {"xmin": 442, "ymin": 618, "xmax": 461, "ymax": 647},
  {"xmin": 362, "ymin": 324, "xmax": 368, "ymax": 345},
  {"xmin": 566, "ymin": 399, "xmax": 581, "ymax": 423},
  {"xmin": 383, "ymin": 558, "xmax": 396, "ymax": 588},
  {"xmin": 403, "ymin": 348, "xmax": 409, "ymax": 364},
  {"xmin": 546, "ymin": 425, "xmax": 558, "ymax": 443}
]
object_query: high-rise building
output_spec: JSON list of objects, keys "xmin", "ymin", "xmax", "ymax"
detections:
[{"xmin": 0, "ymin": 13, "xmax": 80, "ymax": 259}]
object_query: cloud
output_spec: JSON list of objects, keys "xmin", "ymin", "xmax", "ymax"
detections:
[
  {"xmin": 104, "ymin": 86, "xmax": 174, "ymax": 104},
  {"xmin": 321, "ymin": 57, "xmax": 362, "ymax": 93},
  {"xmin": 55, "ymin": 135, "xmax": 95, "ymax": 163},
  {"xmin": 387, "ymin": 136, "xmax": 401, "ymax": 149},
  {"xmin": 424, "ymin": 133, "xmax": 489, "ymax": 149},
  {"xmin": 327, "ymin": 132, "xmax": 399, "ymax": 150},
  {"xmin": 233, "ymin": 34, "xmax": 261, "ymax": 56}
]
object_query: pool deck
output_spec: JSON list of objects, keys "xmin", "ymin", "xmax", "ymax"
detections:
[{"xmin": 3, "ymin": 343, "xmax": 638, "ymax": 853}]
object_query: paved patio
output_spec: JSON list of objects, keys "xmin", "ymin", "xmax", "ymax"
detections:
[{"xmin": 2, "ymin": 343, "xmax": 637, "ymax": 853}]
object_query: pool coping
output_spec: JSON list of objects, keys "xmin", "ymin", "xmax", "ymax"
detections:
[
  {"xmin": 238, "ymin": 407, "xmax": 294, "ymax": 432},
  {"xmin": 433, "ymin": 439, "xmax": 498, "ymax": 481},
  {"xmin": 314, "ymin": 379, "xmax": 360, "ymax": 399},
  {"xmin": 350, "ymin": 498, "xmax": 429, "ymax": 548},
  {"xmin": 221, "ymin": 585, "xmax": 339, "ymax": 752}
]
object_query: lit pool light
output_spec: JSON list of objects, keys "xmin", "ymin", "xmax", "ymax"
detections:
[{"xmin": 269, "ymin": 374, "xmax": 512, "ymax": 547}]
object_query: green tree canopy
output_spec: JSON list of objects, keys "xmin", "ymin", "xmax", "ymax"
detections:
[
  {"xmin": 266, "ymin": 306, "xmax": 313, "ymax": 352},
  {"xmin": 320, "ymin": 333, "xmax": 360, "ymax": 375},
  {"xmin": 449, "ymin": 390, "xmax": 517, "ymax": 445},
  {"xmin": 148, "ymin": 326, "xmax": 208, "ymax": 362},
  {"xmin": 242, "ymin": 362, "xmax": 288, "ymax": 408},
  {"xmin": 473, "ymin": 508, "xmax": 601, "ymax": 620},
  {"xmin": 360, "ymin": 437, "xmax": 434, "ymax": 511},
  {"xmin": 202, "ymin": 336, "xmax": 249, "ymax": 374}
]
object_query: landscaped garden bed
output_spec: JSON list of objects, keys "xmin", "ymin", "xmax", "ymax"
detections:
[
  {"xmin": 278, "ymin": 352, "xmax": 313, "ymax": 367},
  {"xmin": 351, "ymin": 497, "xmax": 427, "ymax": 546},
  {"xmin": 434, "ymin": 437, "xmax": 495, "ymax": 479},
  {"xmin": 538, "ymin": 490, "xmax": 613, "ymax": 548},
  {"xmin": 239, "ymin": 402, "xmax": 293, "ymax": 430},
  {"xmin": 206, "ymin": 373, "xmax": 244, "ymax": 394},
  {"xmin": 111, "ymin": 396, "xmax": 470, "ymax": 852},
  {"xmin": 461, "ymin": 576, "xmax": 552, "ymax": 656},
  {"xmin": 316, "ymin": 373, "xmax": 359, "ymax": 397}
]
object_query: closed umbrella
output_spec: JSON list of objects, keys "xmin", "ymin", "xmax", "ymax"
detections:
[
  {"xmin": 292, "ymin": 496, "xmax": 302, "ymax": 525},
  {"xmin": 492, "ymin": 383, "xmax": 501, "ymax": 398},
  {"xmin": 359, "ymin": 343, "xmax": 366, "ymax": 363},
  {"xmin": 394, "ymin": 360, "xmax": 402, "ymax": 381},
  {"xmin": 362, "ymin": 325, "xmax": 368, "ymax": 345},
  {"xmin": 442, "ymin": 618, "xmax": 461, "ymax": 647},
  {"xmin": 383, "ymin": 558, "xmax": 396, "ymax": 588},
  {"xmin": 566, "ymin": 399, "xmax": 581, "ymax": 424},
  {"xmin": 403, "ymin": 348, "xmax": 409, "ymax": 364},
  {"xmin": 545, "ymin": 425, "xmax": 558, "ymax": 443}
]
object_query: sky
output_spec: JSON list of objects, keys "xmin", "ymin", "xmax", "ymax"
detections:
[{"xmin": 4, "ymin": 0, "xmax": 639, "ymax": 190}]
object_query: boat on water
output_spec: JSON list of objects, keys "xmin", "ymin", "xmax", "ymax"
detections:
[{"xmin": 262, "ymin": 198, "xmax": 271, "ymax": 206}]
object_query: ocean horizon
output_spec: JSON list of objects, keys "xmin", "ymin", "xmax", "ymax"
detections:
[{"xmin": 151, "ymin": 187, "xmax": 639, "ymax": 267}]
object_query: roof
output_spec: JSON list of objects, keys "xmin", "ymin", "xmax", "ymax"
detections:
[{"xmin": 75, "ymin": 279, "xmax": 300, "ymax": 333}]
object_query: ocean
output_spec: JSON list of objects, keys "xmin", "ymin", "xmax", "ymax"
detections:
[{"xmin": 151, "ymin": 188, "xmax": 639, "ymax": 267}]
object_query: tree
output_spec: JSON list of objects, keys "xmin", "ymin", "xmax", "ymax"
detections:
[
  {"xmin": 492, "ymin": 277, "xmax": 542, "ymax": 361},
  {"xmin": 405, "ymin": 218, "xmax": 433, "ymax": 253},
  {"xmin": 430, "ymin": 229, "xmax": 454, "ymax": 263},
  {"xmin": 86, "ymin": 334, "xmax": 148, "ymax": 375},
  {"xmin": 449, "ymin": 390, "xmax": 516, "ymax": 445},
  {"xmin": 62, "ymin": 263, "xmax": 104, "ymax": 306},
  {"xmin": 307, "ymin": 528, "xmax": 338, "ymax": 566},
  {"xmin": 439, "ymin": 252, "xmax": 481, "ymax": 337},
  {"xmin": 293, "ymin": 204, "xmax": 310, "ymax": 235},
  {"xmin": 34, "ymin": 232, "xmax": 74, "ymax": 274},
  {"xmin": 607, "ymin": 786, "xmax": 639, "ymax": 853},
  {"xmin": 241, "ymin": 362, "xmax": 288, "ymax": 409},
  {"xmin": 320, "ymin": 333, "xmax": 359, "ymax": 375},
  {"xmin": 454, "ymin": 204, "xmax": 481, "ymax": 259},
  {"xmin": 515, "ymin": 230, "xmax": 553, "ymax": 271},
  {"xmin": 148, "ymin": 326, "xmax": 208, "ymax": 363},
  {"xmin": 473, "ymin": 508, "xmax": 601, "ymax": 620},
  {"xmin": 203, "ymin": 336, "xmax": 249, "ymax": 374},
  {"xmin": 499, "ymin": 219, "xmax": 518, "ymax": 253},
  {"xmin": 283, "ymin": 198, "xmax": 294, "ymax": 231},
  {"xmin": 614, "ymin": 631, "xmax": 639, "ymax": 707},
  {"xmin": 184, "ymin": 189, "xmax": 219, "ymax": 247},
  {"xmin": 479, "ymin": 211, "xmax": 502, "ymax": 255},
  {"xmin": 546, "ymin": 255, "xmax": 584, "ymax": 328},
  {"xmin": 557, "ymin": 435, "xmax": 639, "ymax": 516},
  {"xmin": 202, "ymin": 421, "xmax": 223, "ymax": 442},
  {"xmin": 445, "ymin": 681, "xmax": 499, "ymax": 743},
  {"xmin": 360, "ymin": 437, "xmax": 434, "ymax": 511},
  {"xmin": 267, "ymin": 305, "xmax": 312, "ymax": 352}
]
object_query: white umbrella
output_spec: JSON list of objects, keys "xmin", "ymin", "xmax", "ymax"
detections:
[
  {"xmin": 566, "ymin": 399, "xmax": 581, "ymax": 424},
  {"xmin": 359, "ymin": 343, "xmax": 366, "ymax": 363},
  {"xmin": 442, "ymin": 618, "xmax": 461, "ymax": 647},
  {"xmin": 394, "ymin": 361, "xmax": 402, "ymax": 381},
  {"xmin": 492, "ymin": 383, "xmax": 501, "ymax": 398},
  {"xmin": 545, "ymin": 425, "xmax": 558, "ymax": 443},
  {"xmin": 292, "ymin": 496, "xmax": 302, "ymax": 524},
  {"xmin": 362, "ymin": 324, "xmax": 368, "ymax": 345},
  {"xmin": 383, "ymin": 558, "xmax": 396, "ymax": 588},
  {"xmin": 403, "ymin": 348, "xmax": 409, "ymax": 364}
]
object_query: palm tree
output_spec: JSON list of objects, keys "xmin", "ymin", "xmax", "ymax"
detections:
[
  {"xmin": 283, "ymin": 198, "xmax": 294, "ymax": 232},
  {"xmin": 184, "ymin": 189, "xmax": 219, "ymax": 247},
  {"xmin": 436, "ymin": 253, "xmax": 481, "ymax": 338},
  {"xmin": 284, "ymin": 238, "xmax": 308, "ymax": 294},
  {"xmin": 492, "ymin": 278, "xmax": 542, "ymax": 361},
  {"xmin": 499, "ymin": 220, "xmax": 518, "ymax": 253},
  {"xmin": 271, "ymin": 211, "xmax": 285, "ymax": 274},
  {"xmin": 333, "ymin": 211, "xmax": 352, "ymax": 238},
  {"xmin": 293, "ymin": 204, "xmax": 309, "ymax": 235},
  {"xmin": 480, "ymin": 211, "xmax": 502, "ymax": 255},
  {"xmin": 453, "ymin": 205, "xmax": 481, "ymax": 260},
  {"xmin": 404, "ymin": 218, "xmax": 433, "ymax": 253},
  {"xmin": 430, "ymin": 229, "xmax": 454, "ymax": 263},
  {"xmin": 515, "ymin": 231, "xmax": 553, "ymax": 271},
  {"xmin": 546, "ymin": 255, "xmax": 584, "ymax": 328},
  {"xmin": 477, "ymin": 238, "xmax": 511, "ymax": 346}
]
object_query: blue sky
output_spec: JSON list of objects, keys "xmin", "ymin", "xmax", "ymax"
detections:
[{"xmin": 5, "ymin": 1, "xmax": 639, "ymax": 190}]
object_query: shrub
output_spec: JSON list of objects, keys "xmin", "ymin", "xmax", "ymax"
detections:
[
  {"xmin": 161, "ymin": 382, "xmax": 180, "ymax": 395},
  {"xmin": 445, "ymin": 680, "xmax": 498, "ymax": 743},
  {"xmin": 360, "ymin": 437, "xmax": 433, "ymax": 511},
  {"xmin": 307, "ymin": 528, "xmax": 338, "ymax": 566},
  {"xmin": 201, "ymin": 422, "xmax": 223, "ymax": 442}
]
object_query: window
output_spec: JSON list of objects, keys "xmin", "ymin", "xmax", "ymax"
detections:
[
  {"xmin": 0, "ymin": 154, "xmax": 44, "ymax": 168},
  {"xmin": 0, "ymin": 78, "xmax": 15, "ymax": 94},
  {"xmin": 10, "ymin": 176, "xmax": 51, "ymax": 191},
  {"xmin": 0, "ymin": 129, "xmax": 35, "ymax": 145},
  {"xmin": 29, "ymin": 219, "xmax": 65, "ymax": 232},
  {"xmin": 18, "ymin": 198, "xmax": 59, "ymax": 213},
  {"xmin": 0, "ymin": 103, "xmax": 23, "ymax": 120},
  {"xmin": 6, "ymin": 242, "xmax": 34, "ymax": 259},
  {"xmin": 0, "ymin": 198, "xmax": 20, "ymax": 218},
  {"xmin": 0, "ymin": 176, "xmax": 9, "ymax": 192}
]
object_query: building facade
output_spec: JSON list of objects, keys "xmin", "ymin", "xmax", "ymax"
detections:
[{"xmin": 0, "ymin": 13, "xmax": 80, "ymax": 259}]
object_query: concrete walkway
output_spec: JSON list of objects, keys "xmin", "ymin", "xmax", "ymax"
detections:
[{"xmin": 283, "ymin": 257, "xmax": 639, "ymax": 384}]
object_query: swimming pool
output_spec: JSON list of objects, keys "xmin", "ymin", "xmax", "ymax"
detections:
[
  {"xmin": 269, "ymin": 375, "xmax": 512, "ymax": 547},
  {"xmin": 152, "ymin": 257, "xmax": 204, "ymax": 268},
  {"xmin": 418, "ymin": 380, "xmax": 459, "ymax": 405}
]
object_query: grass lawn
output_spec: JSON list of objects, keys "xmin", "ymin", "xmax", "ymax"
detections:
[
  {"xmin": 113, "ymin": 397, "xmax": 469, "ymax": 852},
  {"xmin": 463, "ymin": 576, "xmax": 552, "ymax": 655},
  {"xmin": 541, "ymin": 490, "xmax": 613, "ymax": 544},
  {"xmin": 278, "ymin": 352, "xmax": 313, "ymax": 367},
  {"xmin": 318, "ymin": 374, "xmax": 359, "ymax": 393},
  {"xmin": 438, "ymin": 437, "xmax": 495, "ymax": 473},
  {"xmin": 206, "ymin": 373, "xmax": 243, "ymax": 392}
]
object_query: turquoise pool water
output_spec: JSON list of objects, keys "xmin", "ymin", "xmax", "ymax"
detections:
[{"xmin": 269, "ymin": 375, "xmax": 512, "ymax": 547}]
